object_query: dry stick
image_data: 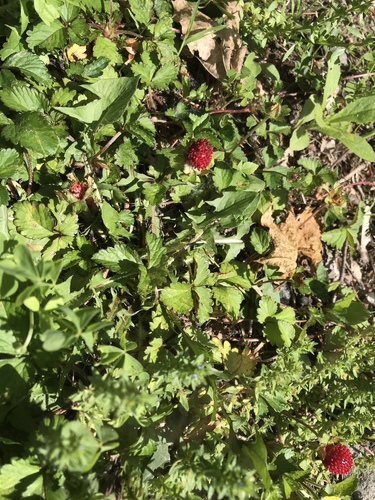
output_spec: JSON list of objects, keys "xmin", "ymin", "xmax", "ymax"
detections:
[
  {"xmin": 341, "ymin": 72, "xmax": 375, "ymax": 80},
  {"xmin": 92, "ymin": 131, "xmax": 123, "ymax": 159},
  {"xmin": 343, "ymin": 181, "xmax": 375, "ymax": 189},
  {"xmin": 338, "ymin": 161, "xmax": 370, "ymax": 183},
  {"xmin": 208, "ymin": 107, "xmax": 254, "ymax": 116}
]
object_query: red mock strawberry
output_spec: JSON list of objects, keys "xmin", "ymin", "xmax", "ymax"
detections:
[
  {"xmin": 322, "ymin": 443, "xmax": 353, "ymax": 474},
  {"xmin": 186, "ymin": 139, "xmax": 213, "ymax": 171},
  {"xmin": 69, "ymin": 180, "xmax": 87, "ymax": 200}
]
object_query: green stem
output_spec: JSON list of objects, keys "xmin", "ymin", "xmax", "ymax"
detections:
[
  {"xmin": 22, "ymin": 311, "xmax": 35, "ymax": 354},
  {"xmin": 282, "ymin": 411, "xmax": 320, "ymax": 438}
]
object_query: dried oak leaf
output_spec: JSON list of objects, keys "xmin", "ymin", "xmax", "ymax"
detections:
[
  {"xmin": 258, "ymin": 207, "xmax": 322, "ymax": 278},
  {"xmin": 172, "ymin": 0, "xmax": 247, "ymax": 80}
]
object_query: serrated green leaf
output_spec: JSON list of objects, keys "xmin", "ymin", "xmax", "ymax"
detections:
[
  {"xmin": 146, "ymin": 231, "xmax": 166, "ymax": 269},
  {"xmin": 0, "ymin": 86, "xmax": 48, "ymax": 112},
  {"xmin": 0, "ymin": 458, "xmax": 41, "ymax": 493},
  {"xmin": 257, "ymin": 296, "xmax": 278, "ymax": 323},
  {"xmin": 160, "ymin": 282, "xmax": 193, "ymax": 313},
  {"xmin": 0, "ymin": 149, "xmax": 25, "ymax": 180},
  {"xmin": 33, "ymin": 0, "xmax": 61, "ymax": 25},
  {"xmin": 194, "ymin": 286, "xmax": 213, "ymax": 323},
  {"xmin": 0, "ymin": 185, "xmax": 9, "ymax": 205},
  {"xmin": 0, "ymin": 27, "xmax": 24, "ymax": 60},
  {"xmin": 26, "ymin": 20, "xmax": 66, "ymax": 50},
  {"xmin": 321, "ymin": 228, "xmax": 347, "ymax": 250},
  {"xmin": 92, "ymin": 244, "xmax": 139, "ymax": 274},
  {"xmin": 3, "ymin": 51, "xmax": 51, "ymax": 85},
  {"xmin": 152, "ymin": 63, "xmax": 178, "ymax": 89},
  {"xmin": 206, "ymin": 191, "xmax": 260, "ymax": 227},
  {"xmin": 55, "ymin": 77, "xmax": 138, "ymax": 125},
  {"xmin": 93, "ymin": 37, "xmax": 122, "ymax": 65},
  {"xmin": 213, "ymin": 284, "xmax": 243, "ymax": 319},
  {"xmin": 14, "ymin": 202, "xmax": 54, "ymax": 239},
  {"xmin": 2, "ymin": 112, "xmax": 60, "ymax": 156},
  {"xmin": 128, "ymin": 0, "xmax": 153, "ymax": 26},
  {"xmin": 250, "ymin": 228, "xmax": 270, "ymax": 254}
]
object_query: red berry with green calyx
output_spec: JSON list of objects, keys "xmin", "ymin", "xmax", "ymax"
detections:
[
  {"xmin": 323, "ymin": 443, "xmax": 353, "ymax": 474},
  {"xmin": 69, "ymin": 181, "xmax": 87, "ymax": 200},
  {"xmin": 186, "ymin": 139, "xmax": 213, "ymax": 171}
]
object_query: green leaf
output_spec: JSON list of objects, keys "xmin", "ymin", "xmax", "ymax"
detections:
[
  {"xmin": 146, "ymin": 231, "xmax": 166, "ymax": 269},
  {"xmin": 326, "ymin": 95, "xmax": 375, "ymax": 125},
  {"xmin": 82, "ymin": 56, "xmax": 110, "ymax": 79},
  {"xmin": 194, "ymin": 286, "xmax": 213, "ymax": 323},
  {"xmin": 13, "ymin": 201, "xmax": 54, "ymax": 239},
  {"xmin": 243, "ymin": 433, "xmax": 272, "ymax": 490},
  {"xmin": 289, "ymin": 126, "xmax": 309, "ymax": 151},
  {"xmin": 322, "ymin": 53, "xmax": 341, "ymax": 106},
  {"xmin": 0, "ymin": 458, "xmax": 41, "ymax": 494},
  {"xmin": 93, "ymin": 37, "xmax": 122, "ymax": 65},
  {"xmin": 55, "ymin": 77, "xmax": 138, "ymax": 125},
  {"xmin": 160, "ymin": 282, "xmax": 194, "ymax": 313},
  {"xmin": 2, "ymin": 112, "xmax": 60, "ymax": 157},
  {"xmin": 314, "ymin": 103, "xmax": 375, "ymax": 162},
  {"xmin": 0, "ymin": 185, "xmax": 9, "ymax": 206},
  {"xmin": 92, "ymin": 244, "xmax": 139, "ymax": 274},
  {"xmin": 0, "ymin": 149, "xmax": 25, "ymax": 180},
  {"xmin": 0, "ymin": 86, "xmax": 48, "ymax": 112},
  {"xmin": 3, "ymin": 51, "xmax": 51, "ymax": 85},
  {"xmin": 250, "ymin": 228, "xmax": 270, "ymax": 254},
  {"xmin": 101, "ymin": 200, "xmax": 132, "ymax": 240},
  {"xmin": 206, "ymin": 191, "xmax": 260, "ymax": 227},
  {"xmin": 26, "ymin": 20, "xmax": 66, "ymax": 50},
  {"xmin": 33, "ymin": 0, "xmax": 61, "ymax": 25},
  {"xmin": 257, "ymin": 296, "xmax": 278, "ymax": 323},
  {"xmin": 213, "ymin": 284, "xmax": 243, "ymax": 319},
  {"xmin": 128, "ymin": 0, "xmax": 153, "ymax": 26},
  {"xmin": 152, "ymin": 63, "xmax": 178, "ymax": 89}
]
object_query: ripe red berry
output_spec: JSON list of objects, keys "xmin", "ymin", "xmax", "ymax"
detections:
[
  {"xmin": 186, "ymin": 139, "xmax": 213, "ymax": 171},
  {"xmin": 69, "ymin": 180, "xmax": 87, "ymax": 200},
  {"xmin": 323, "ymin": 443, "xmax": 353, "ymax": 474}
]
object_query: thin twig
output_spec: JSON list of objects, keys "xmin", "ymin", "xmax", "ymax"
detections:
[
  {"xmin": 209, "ymin": 107, "xmax": 254, "ymax": 115},
  {"xmin": 341, "ymin": 72, "xmax": 375, "ymax": 80},
  {"xmin": 343, "ymin": 181, "xmax": 375, "ymax": 190},
  {"xmin": 92, "ymin": 131, "xmax": 123, "ymax": 159}
]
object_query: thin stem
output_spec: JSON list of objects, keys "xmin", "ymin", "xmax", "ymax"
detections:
[
  {"xmin": 282, "ymin": 411, "xmax": 320, "ymax": 438},
  {"xmin": 92, "ymin": 131, "xmax": 123, "ymax": 159},
  {"xmin": 229, "ymin": 116, "xmax": 268, "ymax": 155},
  {"xmin": 343, "ymin": 181, "xmax": 375, "ymax": 189},
  {"xmin": 22, "ymin": 311, "xmax": 35, "ymax": 353},
  {"xmin": 209, "ymin": 107, "xmax": 254, "ymax": 115}
]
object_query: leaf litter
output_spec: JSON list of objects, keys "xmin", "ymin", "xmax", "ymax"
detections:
[
  {"xmin": 258, "ymin": 207, "xmax": 323, "ymax": 278},
  {"xmin": 172, "ymin": 0, "xmax": 247, "ymax": 80}
]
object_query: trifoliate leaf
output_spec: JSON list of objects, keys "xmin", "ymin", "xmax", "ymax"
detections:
[{"xmin": 257, "ymin": 296, "xmax": 278, "ymax": 323}]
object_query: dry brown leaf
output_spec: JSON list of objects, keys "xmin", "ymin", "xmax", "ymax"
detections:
[
  {"xmin": 67, "ymin": 44, "xmax": 87, "ymax": 62},
  {"xmin": 258, "ymin": 207, "xmax": 322, "ymax": 278},
  {"xmin": 296, "ymin": 207, "xmax": 322, "ymax": 265},
  {"xmin": 172, "ymin": 0, "xmax": 247, "ymax": 80}
]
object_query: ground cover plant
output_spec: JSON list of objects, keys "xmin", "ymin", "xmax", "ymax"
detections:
[{"xmin": 0, "ymin": 0, "xmax": 375, "ymax": 498}]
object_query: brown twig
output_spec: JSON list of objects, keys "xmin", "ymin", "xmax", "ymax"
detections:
[
  {"xmin": 343, "ymin": 181, "xmax": 375, "ymax": 190},
  {"xmin": 92, "ymin": 131, "xmax": 123, "ymax": 159}
]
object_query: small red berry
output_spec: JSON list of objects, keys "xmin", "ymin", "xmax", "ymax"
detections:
[
  {"xmin": 69, "ymin": 181, "xmax": 87, "ymax": 200},
  {"xmin": 323, "ymin": 443, "xmax": 353, "ymax": 474},
  {"xmin": 186, "ymin": 139, "xmax": 213, "ymax": 171}
]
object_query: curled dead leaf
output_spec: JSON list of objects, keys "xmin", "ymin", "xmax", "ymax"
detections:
[
  {"xmin": 124, "ymin": 38, "xmax": 139, "ymax": 64},
  {"xmin": 172, "ymin": 0, "xmax": 247, "ymax": 80},
  {"xmin": 67, "ymin": 44, "xmax": 87, "ymax": 62},
  {"xmin": 258, "ymin": 206, "xmax": 322, "ymax": 278}
]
